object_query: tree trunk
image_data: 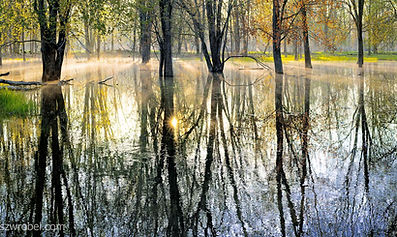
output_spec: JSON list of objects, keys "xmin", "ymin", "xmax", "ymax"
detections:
[
  {"xmin": 357, "ymin": 0, "xmax": 364, "ymax": 68},
  {"xmin": 294, "ymin": 38, "xmax": 299, "ymax": 61},
  {"xmin": 0, "ymin": 33, "xmax": 2, "ymax": 66},
  {"xmin": 357, "ymin": 26, "xmax": 364, "ymax": 67},
  {"xmin": 111, "ymin": 32, "xmax": 114, "ymax": 52},
  {"xmin": 30, "ymin": 32, "xmax": 34, "ymax": 54},
  {"xmin": 194, "ymin": 34, "xmax": 200, "ymax": 54},
  {"xmin": 97, "ymin": 34, "xmax": 100, "ymax": 60},
  {"xmin": 301, "ymin": 2, "xmax": 312, "ymax": 68},
  {"xmin": 8, "ymin": 31, "xmax": 12, "ymax": 57},
  {"xmin": 41, "ymin": 41, "xmax": 62, "ymax": 82},
  {"xmin": 324, "ymin": 22, "xmax": 329, "ymax": 53},
  {"xmin": 242, "ymin": 34, "xmax": 249, "ymax": 56},
  {"xmin": 242, "ymin": 0, "xmax": 251, "ymax": 56},
  {"xmin": 84, "ymin": 19, "xmax": 91, "ymax": 57},
  {"xmin": 133, "ymin": 27, "xmax": 137, "ymax": 54},
  {"xmin": 34, "ymin": 32, "xmax": 38, "ymax": 54},
  {"xmin": 139, "ymin": 1, "xmax": 153, "ymax": 64},
  {"xmin": 22, "ymin": 29, "xmax": 26, "ymax": 62},
  {"xmin": 177, "ymin": 32, "xmax": 182, "ymax": 55},
  {"xmin": 273, "ymin": 0, "xmax": 284, "ymax": 74},
  {"xmin": 159, "ymin": 0, "xmax": 173, "ymax": 77},
  {"xmin": 233, "ymin": 7, "xmax": 241, "ymax": 54},
  {"xmin": 37, "ymin": 1, "xmax": 70, "ymax": 82}
]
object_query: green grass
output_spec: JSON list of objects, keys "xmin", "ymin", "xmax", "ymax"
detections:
[
  {"xmin": 59, "ymin": 50, "xmax": 397, "ymax": 62},
  {"xmin": 224, "ymin": 52, "xmax": 397, "ymax": 63},
  {"xmin": 0, "ymin": 89, "xmax": 35, "ymax": 119},
  {"xmin": 311, "ymin": 52, "xmax": 397, "ymax": 62}
]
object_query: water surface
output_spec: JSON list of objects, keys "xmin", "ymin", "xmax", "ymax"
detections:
[{"xmin": 1, "ymin": 59, "xmax": 396, "ymax": 236}]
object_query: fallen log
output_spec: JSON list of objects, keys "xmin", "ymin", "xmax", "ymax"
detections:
[
  {"xmin": 98, "ymin": 76, "xmax": 113, "ymax": 84},
  {"xmin": 0, "ymin": 72, "xmax": 10, "ymax": 77},
  {"xmin": 239, "ymin": 68, "xmax": 266, "ymax": 71},
  {"xmin": 0, "ymin": 86, "xmax": 39, "ymax": 91},
  {"xmin": 0, "ymin": 76, "xmax": 111, "ymax": 91},
  {"xmin": 0, "ymin": 78, "xmax": 74, "ymax": 86},
  {"xmin": 58, "ymin": 78, "xmax": 74, "ymax": 85},
  {"xmin": 223, "ymin": 55, "xmax": 272, "ymax": 71},
  {"xmin": 0, "ymin": 79, "xmax": 43, "ymax": 86}
]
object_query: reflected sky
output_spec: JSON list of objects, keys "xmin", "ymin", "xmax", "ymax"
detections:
[{"xmin": 1, "ymin": 60, "xmax": 396, "ymax": 236}]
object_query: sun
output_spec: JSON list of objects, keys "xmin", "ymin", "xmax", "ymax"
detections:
[{"xmin": 170, "ymin": 117, "xmax": 178, "ymax": 129}]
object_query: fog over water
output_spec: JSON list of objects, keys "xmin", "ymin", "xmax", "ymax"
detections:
[{"xmin": 0, "ymin": 59, "xmax": 396, "ymax": 236}]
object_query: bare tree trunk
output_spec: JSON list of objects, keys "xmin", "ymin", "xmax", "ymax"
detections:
[
  {"xmin": 242, "ymin": 0, "xmax": 251, "ymax": 56},
  {"xmin": 8, "ymin": 31, "xmax": 12, "ymax": 57},
  {"xmin": 84, "ymin": 19, "xmax": 91, "ymax": 58},
  {"xmin": 139, "ymin": 0, "xmax": 153, "ymax": 64},
  {"xmin": 357, "ymin": 0, "xmax": 365, "ymax": 67},
  {"xmin": 184, "ymin": 38, "xmax": 188, "ymax": 52},
  {"xmin": 111, "ymin": 32, "xmax": 114, "ymax": 51},
  {"xmin": 22, "ymin": 29, "xmax": 26, "ymax": 62},
  {"xmin": 233, "ymin": 6, "xmax": 241, "ymax": 54},
  {"xmin": 301, "ymin": 1, "xmax": 312, "ymax": 68},
  {"xmin": 194, "ymin": 34, "xmax": 200, "ymax": 54},
  {"xmin": 242, "ymin": 34, "xmax": 248, "ymax": 56},
  {"xmin": 133, "ymin": 26, "xmax": 137, "ymax": 54},
  {"xmin": 0, "ymin": 33, "xmax": 2, "ymax": 66},
  {"xmin": 30, "ymin": 32, "xmax": 34, "ymax": 54},
  {"xmin": 324, "ymin": 16, "xmax": 329, "ymax": 53},
  {"xmin": 177, "ymin": 29, "xmax": 182, "ymax": 55},
  {"xmin": 273, "ymin": 0, "xmax": 284, "ymax": 74},
  {"xmin": 97, "ymin": 34, "xmax": 100, "ymax": 60},
  {"xmin": 36, "ymin": 0, "xmax": 70, "ymax": 82},
  {"xmin": 159, "ymin": 0, "xmax": 173, "ymax": 77},
  {"xmin": 34, "ymin": 32, "xmax": 39, "ymax": 54}
]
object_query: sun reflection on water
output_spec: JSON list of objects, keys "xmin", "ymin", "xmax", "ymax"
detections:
[{"xmin": 170, "ymin": 117, "xmax": 178, "ymax": 129}]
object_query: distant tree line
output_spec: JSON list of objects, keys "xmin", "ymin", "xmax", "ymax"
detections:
[{"xmin": 0, "ymin": 0, "xmax": 396, "ymax": 79}]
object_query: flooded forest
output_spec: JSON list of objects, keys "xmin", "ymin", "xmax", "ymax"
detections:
[{"xmin": 1, "ymin": 0, "xmax": 397, "ymax": 236}]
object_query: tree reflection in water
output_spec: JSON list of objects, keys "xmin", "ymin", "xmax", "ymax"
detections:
[
  {"xmin": 32, "ymin": 84, "xmax": 75, "ymax": 237},
  {"xmin": 0, "ymin": 63, "xmax": 396, "ymax": 236}
]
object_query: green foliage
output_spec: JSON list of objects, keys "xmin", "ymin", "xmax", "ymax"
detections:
[
  {"xmin": 0, "ymin": 89, "xmax": 35, "ymax": 119},
  {"xmin": 365, "ymin": 0, "xmax": 397, "ymax": 53},
  {"xmin": 0, "ymin": 0, "xmax": 38, "ymax": 45}
]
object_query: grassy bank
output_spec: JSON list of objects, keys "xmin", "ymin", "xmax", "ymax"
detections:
[
  {"xmin": 0, "ymin": 89, "xmax": 35, "ymax": 119},
  {"xmin": 254, "ymin": 52, "xmax": 397, "ymax": 63},
  {"xmin": 177, "ymin": 51, "xmax": 397, "ymax": 64}
]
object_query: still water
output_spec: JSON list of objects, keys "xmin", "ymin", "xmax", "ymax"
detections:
[{"xmin": 0, "ymin": 59, "xmax": 396, "ymax": 236}]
